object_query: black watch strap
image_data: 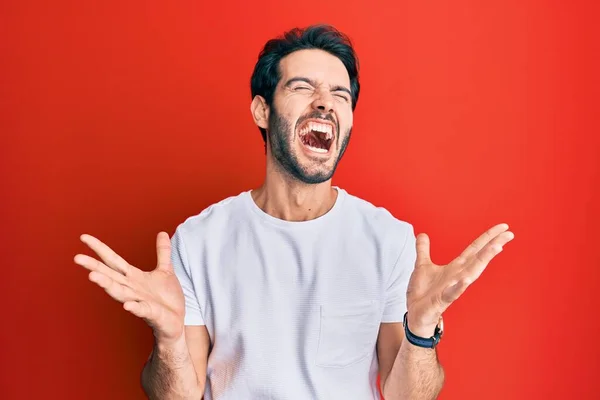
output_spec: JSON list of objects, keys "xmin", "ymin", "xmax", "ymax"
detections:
[{"xmin": 403, "ymin": 312, "xmax": 443, "ymax": 349}]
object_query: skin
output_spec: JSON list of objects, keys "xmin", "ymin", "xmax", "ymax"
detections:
[
  {"xmin": 250, "ymin": 49, "xmax": 355, "ymax": 221},
  {"xmin": 74, "ymin": 48, "xmax": 514, "ymax": 399}
]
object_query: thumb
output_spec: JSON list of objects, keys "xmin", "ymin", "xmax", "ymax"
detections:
[
  {"xmin": 441, "ymin": 278, "xmax": 471, "ymax": 304},
  {"xmin": 415, "ymin": 232, "xmax": 431, "ymax": 265},
  {"xmin": 155, "ymin": 231, "xmax": 172, "ymax": 270}
]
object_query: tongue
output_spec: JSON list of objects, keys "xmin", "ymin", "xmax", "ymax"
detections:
[{"xmin": 306, "ymin": 131, "xmax": 326, "ymax": 149}]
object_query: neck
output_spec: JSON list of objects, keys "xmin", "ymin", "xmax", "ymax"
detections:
[{"xmin": 251, "ymin": 159, "xmax": 338, "ymax": 222}]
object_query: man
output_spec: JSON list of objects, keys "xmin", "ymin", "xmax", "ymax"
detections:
[{"xmin": 74, "ymin": 25, "xmax": 514, "ymax": 399}]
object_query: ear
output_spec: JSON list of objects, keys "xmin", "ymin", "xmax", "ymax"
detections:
[{"xmin": 250, "ymin": 95, "xmax": 269, "ymax": 130}]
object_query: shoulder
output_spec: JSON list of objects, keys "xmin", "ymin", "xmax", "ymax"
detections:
[
  {"xmin": 341, "ymin": 189, "xmax": 414, "ymax": 238},
  {"xmin": 173, "ymin": 191, "xmax": 250, "ymax": 240},
  {"xmin": 338, "ymin": 189, "xmax": 416, "ymax": 261}
]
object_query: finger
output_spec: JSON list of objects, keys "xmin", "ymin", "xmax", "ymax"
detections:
[
  {"xmin": 74, "ymin": 254, "xmax": 128, "ymax": 285},
  {"xmin": 80, "ymin": 234, "xmax": 132, "ymax": 275},
  {"xmin": 415, "ymin": 233, "xmax": 431, "ymax": 265},
  {"xmin": 123, "ymin": 300, "xmax": 153, "ymax": 320},
  {"xmin": 473, "ymin": 230, "xmax": 514, "ymax": 266},
  {"xmin": 155, "ymin": 232, "xmax": 172, "ymax": 270},
  {"xmin": 461, "ymin": 230, "xmax": 515, "ymax": 281},
  {"xmin": 88, "ymin": 271, "xmax": 141, "ymax": 303},
  {"xmin": 458, "ymin": 223, "xmax": 510, "ymax": 261}
]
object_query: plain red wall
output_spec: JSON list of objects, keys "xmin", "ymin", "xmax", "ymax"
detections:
[{"xmin": 2, "ymin": 1, "xmax": 599, "ymax": 399}]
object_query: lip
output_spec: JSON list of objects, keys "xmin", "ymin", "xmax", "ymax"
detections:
[
  {"xmin": 297, "ymin": 135, "xmax": 335, "ymax": 158},
  {"xmin": 298, "ymin": 118, "xmax": 337, "ymax": 135},
  {"xmin": 298, "ymin": 139, "xmax": 334, "ymax": 157},
  {"xmin": 296, "ymin": 118, "xmax": 336, "ymax": 157}
]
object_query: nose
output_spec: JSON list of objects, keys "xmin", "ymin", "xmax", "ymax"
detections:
[{"xmin": 312, "ymin": 90, "xmax": 335, "ymax": 114}]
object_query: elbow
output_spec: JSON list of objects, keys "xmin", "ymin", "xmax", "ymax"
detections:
[
  {"xmin": 140, "ymin": 361, "xmax": 152, "ymax": 398},
  {"xmin": 433, "ymin": 364, "xmax": 446, "ymax": 398},
  {"xmin": 382, "ymin": 363, "xmax": 446, "ymax": 400},
  {"xmin": 140, "ymin": 358, "xmax": 160, "ymax": 400}
]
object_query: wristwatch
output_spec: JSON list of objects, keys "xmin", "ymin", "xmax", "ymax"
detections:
[{"xmin": 402, "ymin": 312, "xmax": 444, "ymax": 348}]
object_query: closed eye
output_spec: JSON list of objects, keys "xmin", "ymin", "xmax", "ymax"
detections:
[{"xmin": 334, "ymin": 93, "xmax": 350, "ymax": 102}]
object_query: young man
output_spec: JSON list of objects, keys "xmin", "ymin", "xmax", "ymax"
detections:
[{"xmin": 75, "ymin": 25, "xmax": 514, "ymax": 399}]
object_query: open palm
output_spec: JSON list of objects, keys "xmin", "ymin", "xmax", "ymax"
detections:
[
  {"xmin": 74, "ymin": 232, "xmax": 185, "ymax": 343},
  {"xmin": 406, "ymin": 223, "xmax": 514, "ymax": 335}
]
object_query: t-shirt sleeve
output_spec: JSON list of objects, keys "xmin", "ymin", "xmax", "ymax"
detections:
[
  {"xmin": 170, "ymin": 227, "xmax": 205, "ymax": 326},
  {"xmin": 381, "ymin": 223, "xmax": 417, "ymax": 323}
]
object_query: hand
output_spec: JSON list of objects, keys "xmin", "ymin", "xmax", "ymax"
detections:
[
  {"xmin": 405, "ymin": 223, "xmax": 515, "ymax": 337},
  {"xmin": 74, "ymin": 232, "xmax": 185, "ymax": 344}
]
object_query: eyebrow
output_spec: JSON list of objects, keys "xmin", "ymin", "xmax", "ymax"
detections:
[{"xmin": 284, "ymin": 77, "xmax": 352, "ymax": 97}]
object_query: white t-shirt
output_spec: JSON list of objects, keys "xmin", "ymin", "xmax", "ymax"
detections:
[{"xmin": 171, "ymin": 187, "xmax": 416, "ymax": 399}]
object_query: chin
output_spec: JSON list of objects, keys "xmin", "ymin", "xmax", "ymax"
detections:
[
  {"xmin": 287, "ymin": 133, "xmax": 350, "ymax": 185},
  {"xmin": 289, "ymin": 151, "xmax": 339, "ymax": 184},
  {"xmin": 292, "ymin": 168, "xmax": 335, "ymax": 185},
  {"xmin": 267, "ymin": 115, "xmax": 350, "ymax": 185}
]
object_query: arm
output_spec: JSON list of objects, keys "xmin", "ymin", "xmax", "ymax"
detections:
[
  {"xmin": 141, "ymin": 325, "xmax": 210, "ymax": 400},
  {"xmin": 379, "ymin": 223, "xmax": 514, "ymax": 399},
  {"xmin": 141, "ymin": 226, "xmax": 212, "ymax": 398},
  {"xmin": 378, "ymin": 226, "xmax": 442, "ymax": 399},
  {"xmin": 378, "ymin": 323, "xmax": 444, "ymax": 400},
  {"xmin": 73, "ymin": 231, "xmax": 212, "ymax": 400}
]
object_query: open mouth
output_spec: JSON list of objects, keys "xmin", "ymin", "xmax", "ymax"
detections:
[{"xmin": 298, "ymin": 120, "xmax": 334, "ymax": 154}]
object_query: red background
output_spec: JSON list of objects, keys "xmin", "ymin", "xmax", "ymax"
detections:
[{"xmin": 2, "ymin": 1, "xmax": 599, "ymax": 399}]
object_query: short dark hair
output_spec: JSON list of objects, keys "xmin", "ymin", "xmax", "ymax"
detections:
[{"xmin": 250, "ymin": 24, "xmax": 360, "ymax": 143}]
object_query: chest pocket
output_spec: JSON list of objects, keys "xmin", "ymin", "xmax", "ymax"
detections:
[{"xmin": 315, "ymin": 300, "xmax": 381, "ymax": 368}]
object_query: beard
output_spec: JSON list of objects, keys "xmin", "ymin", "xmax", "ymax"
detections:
[{"xmin": 267, "ymin": 105, "xmax": 352, "ymax": 185}]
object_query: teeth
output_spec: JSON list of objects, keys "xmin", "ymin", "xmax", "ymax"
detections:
[
  {"xmin": 300, "ymin": 121, "xmax": 333, "ymax": 139},
  {"xmin": 305, "ymin": 144, "xmax": 328, "ymax": 153}
]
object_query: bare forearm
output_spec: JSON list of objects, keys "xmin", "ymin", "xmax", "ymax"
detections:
[
  {"xmin": 141, "ymin": 336, "xmax": 203, "ymax": 400},
  {"xmin": 382, "ymin": 337, "xmax": 444, "ymax": 400}
]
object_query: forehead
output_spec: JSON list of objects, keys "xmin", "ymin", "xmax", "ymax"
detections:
[{"xmin": 278, "ymin": 49, "xmax": 350, "ymax": 88}]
